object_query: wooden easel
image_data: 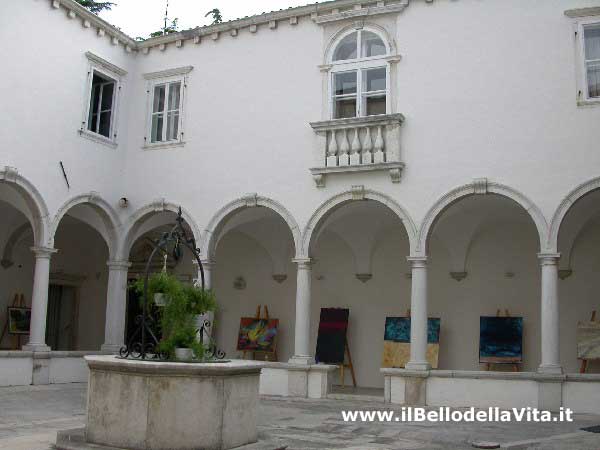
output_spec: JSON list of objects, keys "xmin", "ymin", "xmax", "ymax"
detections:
[
  {"xmin": 580, "ymin": 310, "xmax": 597, "ymax": 374},
  {"xmin": 485, "ymin": 309, "xmax": 520, "ymax": 372},
  {"xmin": 0, "ymin": 294, "xmax": 27, "ymax": 350},
  {"xmin": 242, "ymin": 305, "xmax": 278, "ymax": 362},
  {"xmin": 339, "ymin": 337, "xmax": 357, "ymax": 387}
]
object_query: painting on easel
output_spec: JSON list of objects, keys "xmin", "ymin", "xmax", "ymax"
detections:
[
  {"xmin": 577, "ymin": 311, "xmax": 600, "ymax": 372},
  {"xmin": 237, "ymin": 318, "xmax": 278, "ymax": 353},
  {"xmin": 381, "ymin": 317, "xmax": 441, "ymax": 369},
  {"xmin": 8, "ymin": 307, "xmax": 31, "ymax": 335},
  {"xmin": 315, "ymin": 308, "xmax": 349, "ymax": 364},
  {"xmin": 479, "ymin": 316, "xmax": 523, "ymax": 364}
]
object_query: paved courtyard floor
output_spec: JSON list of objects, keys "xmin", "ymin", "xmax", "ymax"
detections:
[{"xmin": 1, "ymin": 383, "xmax": 600, "ymax": 450}]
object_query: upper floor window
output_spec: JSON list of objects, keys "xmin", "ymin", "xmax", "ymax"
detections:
[
  {"xmin": 583, "ymin": 23, "xmax": 600, "ymax": 99},
  {"xmin": 80, "ymin": 52, "xmax": 126, "ymax": 147},
  {"xmin": 143, "ymin": 66, "xmax": 193, "ymax": 149},
  {"xmin": 151, "ymin": 81, "xmax": 182, "ymax": 143},
  {"xmin": 88, "ymin": 72, "xmax": 115, "ymax": 138},
  {"xmin": 329, "ymin": 29, "xmax": 390, "ymax": 119}
]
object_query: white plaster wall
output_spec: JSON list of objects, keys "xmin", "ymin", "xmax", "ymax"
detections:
[
  {"xmin": 114, "ymin": 0, "xmax": 600, "ymax": 234},
  {"xmin": 49, "ymin": 355, "xmax": 89, "ymax": 383},
  {"xmin": 212, "ymin": 232, "xmax": 297, "ymax": 363},
  {"xmin": 0, "ymin": 0, "xmax": 135, "ymax": 222},
  {"xmin": 0, "ymin": 213, "xmax": 109, "ymax": 351},
  {"xmin": 427, "ymin": 377, "xmax": 538, "ymax": 409},
  {"xmin": 559, "ymin": 225, "xmax": 600, "ymax": 373},
  {"xmin": 0, "ymin": 355, "xmax": 33, "ymax": 386},
  {"xmin": 563, "ymin": 381, "xmax": 600, "ymax": 414}
]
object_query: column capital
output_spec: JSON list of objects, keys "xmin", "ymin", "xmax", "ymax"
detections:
[
  {"xmin": 107, "ymin": 260, "xmax": 132, "ymax": 270},
  {"xmin": 30, "ymin": 246, "xmax": 57, "ymax": 258},
  {"xmin": 407, "ymin": 256, "xmax": 428, "ymax": 267},
  {"xmin": 538, "ymin": 253, "xmax": 561, "ymax": 265},
  {"xmin": 292, "ymin": 258, "xmax": 313, "ymax": 268}
]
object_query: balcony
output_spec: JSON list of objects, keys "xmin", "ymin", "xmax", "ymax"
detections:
[{"xmin": 309, "ymin": 114, "xmax": 405, "ymax": 187}]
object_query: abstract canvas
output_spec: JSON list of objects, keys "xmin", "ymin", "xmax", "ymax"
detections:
[
  {"xmin": 315, "ymin": 308, "xmax": 349, "ymax": 364},
  {"xmin": 8, "ymin": 307, "xmax": 31, "ymax": 335},
  {"xmin": 577, "ymin": 321, "xmax": 600, "ymax": 360},
  {"xmin": 479, "ymin": 316, "xmax": 523, "ymax": 363},
  {"xmin": 381, "ymin": 317, "xmax": 441, "ymax": 368},
  {"xmin": 237, "ymin": 318, "xmax": 278, "ymax": 353}
]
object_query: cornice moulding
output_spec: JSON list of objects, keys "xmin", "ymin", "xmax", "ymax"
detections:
[
  {"xmin": 565, "ymin": 7, "xmax": 600, "ymax": 18},
  {"xmin": 136, "ymin": 0, "xmax": 409, "ymax": 49},
  {"xmin": 143, "ymin": 66, "xmax": 194, "ymax": 80},
  {"xmin": 85, "ymin": 51, "xmax": 127, "ymax": 77},
  {"xmin": 53, "ymin": 0, "xmax": 137, "ymax": 47},
  {"xmin": 310, "ymin": 113, "xmax": 405, "ymax": 131},
  {"xmin": 314, "ymin": 1, "xmax": 409, "ymax": 24}
]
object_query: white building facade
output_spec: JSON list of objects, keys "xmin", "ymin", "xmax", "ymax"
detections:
[{"xmin": 1, "ymin": 0, "xmax": 600, "ymax": 411}]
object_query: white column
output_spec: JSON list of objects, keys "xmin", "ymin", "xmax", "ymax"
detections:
[
  {"xmin": 538, "ymin": 253, "xmax": 562, "ymax": 374},
  {"xmin": 290, "ymin": 258, "xmax": 314, "ymax": 364},
  {"xmin": 200, "ymin": 260, "xmax": 215, "ymax": 290},
  {"xmin": 23, "ymin": 246, "xmax": 57, "ymax": 352},
  {"xmin": 101, "ymin": 260, "xmax": 131, "ymax": 353},
  {"xmin": 406, "ymin": 256, "xmax": 430, "ymax": 371}
]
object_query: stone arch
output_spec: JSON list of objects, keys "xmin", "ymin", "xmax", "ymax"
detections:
[
  {"xmin": 0, "ymin": 166, "xmax": 50, "ymax": 246},
  {"xmin": 300, "ymin": 188, "xmax": 417, "ymax": 258},
  {"xmin": 118, "ymin": 199, "xmax": 202, "ymax": 261},
  {"xmin": 201, "ymin": 194, "xmax": 300, "ymax": 261},
  {"xmin": 324, "ymin": 21, "xmax": 397, "ymax": 65},
  {"xmin": 548, "ymin": 176, "xmax": 600, "ymax": 253},
  {"xmin": 50, "ymin": 192, "xmax": 121, "ymax": 259},
  {"xmin": 416, "ymin": 179, "xmax": 549, "ymax": 255},
  {"xmin": 1, "ymin": 223, "xmax": 33, "ymax": 269}
]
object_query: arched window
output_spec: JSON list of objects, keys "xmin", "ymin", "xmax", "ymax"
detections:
[{"xmin": 330, "ymin": 28, "xmax": 389, "ymax": 119}]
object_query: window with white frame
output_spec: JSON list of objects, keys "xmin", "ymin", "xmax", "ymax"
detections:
[
  {"xmin": 330, "ymin": 29, "xmax": 389, "ymax": 119},
  {"xmin": 150, "ymin": 81, "xmax": 182, "ymax": 143},
  {"xmin": 81, "ymin": 52, "xmax": 126, "ymax": 145},
  {"xmin": 87, "ymin": 71, "xmax": 116, "ymax": 138},
  {"xmin": 144, "ymin": 67, "xmax": 192, "ymax": 147},
  {"xmin": 583, "ymin": 22, "xmax": 600, "ymax": 99}
]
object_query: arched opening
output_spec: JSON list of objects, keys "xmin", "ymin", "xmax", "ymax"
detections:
[
  {"xmin": 425, "ymin": 194, "xmax": 541, "ymax": 371},
  {"xmin": 0, "ymin": 173, "xmax": 47, "ymax": 350},
  {"xmin": 121, "ymin": 206, "xmax": 201, "ymax": 349},
  {"xmin": 305, "ymin": 195, "xmax": 413, "ymax": 390},
  {"xmin": 207, "ymin": 204, "xmax": 297, "ymax": 363},
  {"xmin": 555, "ymin": 187, "xmax": 600, "ymax": 373},
  {"xmin": 48, "ymin": 200, "xmax": 118, "ymax": 351}
]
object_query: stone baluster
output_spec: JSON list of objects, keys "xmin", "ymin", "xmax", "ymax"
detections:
[
  {"xmin": 349, "ymin": 128, "xmax": 361, "ymax": 165},
  {"xmin": 338, "ymin": 129, "xmax": 350, "ymax": 166},
  {"xmin": 326, "ymin": 130, "xmax": 338, "ymax": 167},
  {"xmin": 362, "ymin": 126, "xmax": 373, "ymax": 164},
  {"xmin": 373, "ymin": 125, "xmax": 385, "ymax": 163}
]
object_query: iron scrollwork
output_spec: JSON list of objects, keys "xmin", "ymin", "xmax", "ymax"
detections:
[{"xmin": 119, "ymin": 207, "xmax": 225, "ymax": 361}]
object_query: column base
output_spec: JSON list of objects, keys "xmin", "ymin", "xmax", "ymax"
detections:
[
  {"xmin": 405, "ymin": 361, "xmax": 431, "ymax": 371},
  {"xmin": 537, "ymin": 364, "xmax": 563, "ymax": 375},
  {"xmin": 100, "ymin": 344, "xmax": 122, "ymax": 353},
  {"xmin": 288, "ymin": 355, "xmax": 315, "ymax": 365},
  {"xmin": 22, "ymin": 344, "xmax": 51, "ymax": 352}
]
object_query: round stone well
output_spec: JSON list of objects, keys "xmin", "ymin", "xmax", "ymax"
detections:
[{"xmin": 68, "ymin": 355, "xmax": 263, "ymax": 450}]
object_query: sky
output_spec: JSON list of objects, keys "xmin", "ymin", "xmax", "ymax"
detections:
[{"xmin": 99, "ymin": 0, "xmax": 311, "ymax": 39}]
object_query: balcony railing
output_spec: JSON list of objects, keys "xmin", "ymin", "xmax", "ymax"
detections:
[{"xmin": 309, "ymin": 114, "xmax": 405, "ymax": 187}]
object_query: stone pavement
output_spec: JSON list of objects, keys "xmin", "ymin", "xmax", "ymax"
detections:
[{"xmin": 1, "ymin": 383, "xmax": 600, "ymax": 450}]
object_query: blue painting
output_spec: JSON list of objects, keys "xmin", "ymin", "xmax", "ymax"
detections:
[
  {"xmin": 382, "ymin": 317, "xmax": 441, "ymax": 368},
  {"xmin": 479, "ymin": 316, "xmax": 523, "ymax": 363},
  {"xmin": 384, "ymin": 317, "xmax": 441, "ymax": 343}
]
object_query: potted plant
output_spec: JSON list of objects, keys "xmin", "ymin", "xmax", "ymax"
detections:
[
  {"xmin": 133, "ymin": 272, "xmax": 180, "ymax": 307},
  {"xmin": 157, "ymin": 281, "xmax": 207, "ymax": 361},
  {"xmin": 183, "ymin": 285, "xmax": 217, "ymax": 342}
]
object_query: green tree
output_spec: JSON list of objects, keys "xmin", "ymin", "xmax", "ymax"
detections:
[
  {"xmin": 74, "ymin": 0, "xmax": 115, "ymax": 14},
  {"xmin": 205, "ymin": 8, "xmax": 223, "ymax": 24},
  {"xmin": 149, "ymin": 18, "xmax": 179, "ymax": 38}
]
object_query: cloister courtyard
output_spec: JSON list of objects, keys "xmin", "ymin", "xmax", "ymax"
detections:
[{"xmin": 1, "ymin": 383, "xmax": 600, "ymax": 450}]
